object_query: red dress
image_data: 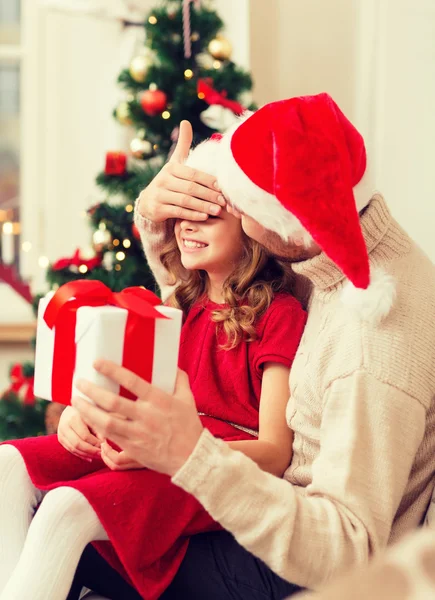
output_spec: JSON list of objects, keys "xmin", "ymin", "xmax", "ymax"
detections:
[{"xmin": 6, "ymin": 293, "xmax": 306, "ymax": 599}]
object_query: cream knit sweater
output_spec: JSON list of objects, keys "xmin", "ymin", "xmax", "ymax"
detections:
[{"xmin": 134, "ymin": 196, "xmax": 435, "ymax": 590}]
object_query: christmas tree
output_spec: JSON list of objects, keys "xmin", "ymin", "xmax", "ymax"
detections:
[{"xmin": 0, "ymin": 0, "xmax": 254, "ymax": 439}]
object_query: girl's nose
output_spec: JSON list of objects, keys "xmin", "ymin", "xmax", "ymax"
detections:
[{"xmin": 179, "ymin": 219, "xmax": 198, "ymax": 232}]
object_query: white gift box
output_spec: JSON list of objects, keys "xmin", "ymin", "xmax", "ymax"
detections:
[{"xmin": 34, "ymin": 294, "xmax": 182, "ymax": 404}]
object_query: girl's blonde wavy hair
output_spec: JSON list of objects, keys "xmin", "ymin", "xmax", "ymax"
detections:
[{"xmin": 160, "ymin": 229, "xmax": 295, "ymax": 350}]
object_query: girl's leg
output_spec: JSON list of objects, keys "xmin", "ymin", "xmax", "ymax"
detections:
[
  {"xmin": 0, "ymin": 487, "xmax": 108, "ymax": 600},
  {"xmin": 0, "ymin": 445, "xmax": 43, "ymax": 594}
]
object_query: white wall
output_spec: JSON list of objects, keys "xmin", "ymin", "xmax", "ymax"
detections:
[
  {"xmin": 250, "ymin": 0, "xmax": 435, "ymax": 262},
  {"xmin": 250, "ymin": 0, "xmax": 358, "ymax": 118},
  {"xmin": 361, "ymin": 0, "xmax": 435, "ymax": 261}
]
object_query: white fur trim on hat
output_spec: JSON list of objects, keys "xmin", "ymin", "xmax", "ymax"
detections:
[
  {"xmin": 185, "ymin": 137, "xmax": 221, "ymax": 176},
  {"xmin": 341, "ymin": 268, "xmax": 396, "ymax": 324}
]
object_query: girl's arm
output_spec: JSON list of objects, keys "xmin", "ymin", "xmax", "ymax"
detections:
[{"xmin": 228, "ymin": 362, "xmax": 293, "ymax": 477}]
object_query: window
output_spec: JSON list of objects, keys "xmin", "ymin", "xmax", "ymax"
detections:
[{"xmin": 0, "ymin": 0, "xmax": 21, "ymax": 269}]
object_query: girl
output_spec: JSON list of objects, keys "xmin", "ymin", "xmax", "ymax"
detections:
[{"xmin": 0, "ymin": 181, "xmax": 306, "ymax": 600}]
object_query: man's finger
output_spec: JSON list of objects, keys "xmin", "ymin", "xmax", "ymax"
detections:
[
  {"xmin": 227, "ymin": 204, "xmax": 242, "ymax": 219},
  {"xmin": 167, "ymin": 206, "xmax": 210, "ymax": 222},
  {"xmin": 92, "ymin": 359, "xmax": 152, "ymax": 403},
  {"xmin": 169, "ymin": 162, "xmax": 222, "ymax": 196},
  {"xmin": 174, "ymin": 369, "xmax": 196, "ymax": 407},
  {"xmin": 100, "ymin": 450, "xmax": 121, "ymax": 471},
  {"xmin": 169, "ymin": 120, "xmax": 193, "ymax": 164},
  {"xmin": 72, "ymin": 396, "xmax": 133, "ymax": 442},
  {"xmin": 166, "ymin": 178, "xmax": 224, "ymax": 212},
  {"xmin": 101, "ymin": 443, "xmax": 139, "ymax": 469},
  {"xmin": 75, "ymin": 379, "xmax": 139, "ymax": 421}
]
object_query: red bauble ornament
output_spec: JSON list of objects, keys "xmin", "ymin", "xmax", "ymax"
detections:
[
  {"xmin": 140, "ymin": 90, "xmax": 168, "ymax": 116},
  {"xmin": 132, "ymin": 223, "xmax": 141, "ymax": 240},
  {"xmin": 105, "ymin": 151, "xmax": 127, "ymax": 176}
]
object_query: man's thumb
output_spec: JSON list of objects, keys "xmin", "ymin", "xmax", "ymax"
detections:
[
  {"xmin": 174, "ymin": 369, "xmax": 195, "ymax": 406},
  {"xmin": 169, "ymin": 120, "xmax": 193, "ymax": 164}
]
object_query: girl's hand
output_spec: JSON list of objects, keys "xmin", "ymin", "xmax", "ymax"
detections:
[
  {"xmin": 57, "ymin": 405, "xmax": 102, "ymax": 462},
  {"xmin": 100, "ymin": 441, "xmax": 144, "ymax": 472},
  {"xmin": 136, "ymin": 120, "xmax": 225, "ymax": 223}
]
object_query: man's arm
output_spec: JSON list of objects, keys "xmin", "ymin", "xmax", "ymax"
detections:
[
  {"xmin": 134, "ymin": 201, "xmax": 178, "ymax": 301},
  {"xmin": 172, "ymin": 370, "xmax": 426, "ymax": 589}
]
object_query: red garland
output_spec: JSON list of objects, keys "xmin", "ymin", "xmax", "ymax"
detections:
[
  {"xmin": 197, "ymin": 79, "xmax": 245, "ymax": 115},
  {"xmin": 105, "ymin": 151, "xmax": 127, "ymax": 176},
  {"xmin": 5, "ymin": 363, "xmax": 35, "ymax": 405},
  {"xmin": 52, "ymin": 248, "xmax": 102, "ymax": 272}
]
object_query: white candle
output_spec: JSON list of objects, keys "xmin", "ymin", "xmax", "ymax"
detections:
[{"xmin": 2, "ymin": 222, "xmax": 15, "ymax": 265}]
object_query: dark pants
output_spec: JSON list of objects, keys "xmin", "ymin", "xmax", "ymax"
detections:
[{"xmin": 68, "ymin": 531, "xmax": 302, "ymax": 600}]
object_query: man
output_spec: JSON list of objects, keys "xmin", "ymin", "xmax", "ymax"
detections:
[{"xmin": 71, "ymin": 93, "xmax": 435, "ymax": 599}]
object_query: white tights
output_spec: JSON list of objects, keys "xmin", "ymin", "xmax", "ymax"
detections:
[{"xmin": 0, "ymin": 445, "xmax": 108, "ymax": 600}]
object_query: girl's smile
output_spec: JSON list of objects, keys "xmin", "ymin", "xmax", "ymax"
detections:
[{"xmin": 180, "ymin": 237, "xmax": 209, "ymax": 252}]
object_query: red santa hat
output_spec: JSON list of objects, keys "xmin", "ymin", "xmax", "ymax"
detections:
[{"xmin": 186, "ymin": 93, "xmax": 395, "ymax": 324}]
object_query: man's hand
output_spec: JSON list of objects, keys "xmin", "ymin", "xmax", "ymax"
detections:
[
  {"xmin": 72, "ymin": 361, "xmax": 204, "ymax": 477},
  {"xmin": 57, "ymin": 405, "xmax": 101, "ymax": 462},
  {"xmin": 136, "ymin": 120, "xmax": 225, "ymax": 223},
  {"xmin": 100, "ymin": 441, "xmax": 145, "ymax": 472}
]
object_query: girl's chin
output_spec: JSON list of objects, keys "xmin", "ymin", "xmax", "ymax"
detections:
[{"xmin": 181, "ymin": 258, "xmax": 206, "ymax": 270}]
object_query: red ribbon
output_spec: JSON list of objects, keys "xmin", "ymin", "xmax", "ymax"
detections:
[
  {"xmin": 198, "ymin": 79, "xmax": 245, "ymax": 115},
  {"xmin": 43, "ymin": 280, "xmax": 166, "ymax": 405},
  {"xmin": 6, "ymin": 364, "xmax": 35, "ymax": 405}
]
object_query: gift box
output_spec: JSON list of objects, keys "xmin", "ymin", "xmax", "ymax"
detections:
[{"xmin": 34, "ymin": 281, "xmax": 182, "ymax": 405}]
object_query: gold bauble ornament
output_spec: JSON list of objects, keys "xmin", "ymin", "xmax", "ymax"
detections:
[
  {"xmin": 129, "ymin": 55, "xmax": 151, "ymax": 83},
  {"xmin": 116, "ymin": 101, "xmax": 133, "ymax": 126},
  {"xmin": 208, "ymin": 35, "xmax": 232, "ymax": 61},
  {"xmin": 130, "ymin": 137, "xmax": 153, "ymax": 159}
]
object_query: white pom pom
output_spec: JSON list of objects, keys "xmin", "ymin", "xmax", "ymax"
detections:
[{"xmin": 341, "ymin": 269, "xmax": 396, "ymax": 324}]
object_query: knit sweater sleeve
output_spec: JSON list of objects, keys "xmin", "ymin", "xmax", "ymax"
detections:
[
  {"xmin": 172, "ymin": 370, "xmax": 426, "ymax": 590},
  {"xmin": 133, "ymin": 199, "xmax": 184, "ymax": 301}
]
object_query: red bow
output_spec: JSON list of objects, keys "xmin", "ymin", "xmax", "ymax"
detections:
[
  {"xmin": 198, "ymin": 79, "xmax": 245, "ymax": 115},
  {"xmin": 44, "ymin": 281, "xmax": 166, "ymax": 404},
  {"xmin": 6, "ymin": 364, "xmax": 35, "ymax": 405},
  {"xmin": 52, "ymin": 249, "xmax": 102, "ymax": 272}
]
